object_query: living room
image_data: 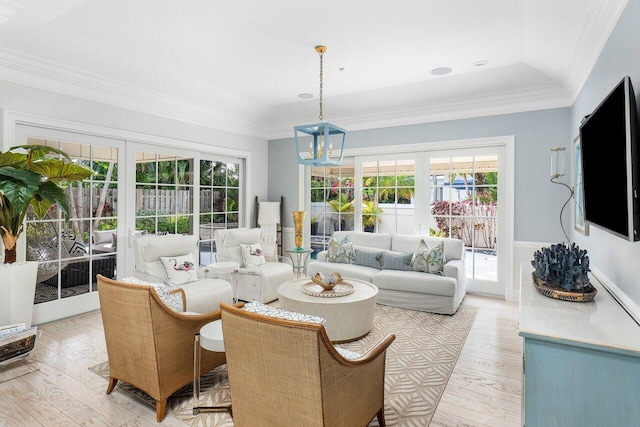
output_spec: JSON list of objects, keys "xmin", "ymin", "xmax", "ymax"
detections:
[{"xmin": 1, "ymin": 0, "xmax": 640, "ymax": 426}]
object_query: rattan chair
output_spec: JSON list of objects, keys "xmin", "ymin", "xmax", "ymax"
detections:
[
  {"xmin": 219, "ymin": 302, "xmax": 396, "ymax": 427},
  {"xmin": 97, "ymin": 275, "xmax": 229, "ymax": 422}
]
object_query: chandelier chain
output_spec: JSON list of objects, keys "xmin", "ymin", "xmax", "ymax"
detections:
[{"xmin": 319, "ymin": 49, "xmax": 324, "ymax": 121}]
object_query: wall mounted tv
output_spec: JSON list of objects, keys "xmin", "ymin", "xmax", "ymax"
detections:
[{"xmin": 579, "ymin": 75, "xmax": 640, "ymax": 242}]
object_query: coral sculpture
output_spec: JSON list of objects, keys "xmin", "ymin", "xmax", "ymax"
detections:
[{"xmin": 531, "ymin": 243, "xmax": 590, "ymax": 291}]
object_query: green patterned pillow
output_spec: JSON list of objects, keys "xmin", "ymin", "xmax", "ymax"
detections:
[
  {"xmin": 410, "ymin": 239, "xmax": 445, "ymax": 275},
  {"xmin": 327, "ymin": 236, "xmax": 356, "ymax": 264}
]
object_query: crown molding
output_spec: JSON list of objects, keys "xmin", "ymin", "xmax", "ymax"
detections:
[
  {"xmin": 0, "ymin": 44, "xmax": 574, "ymax": 143},
  {"xmin": 0, "ymin": 47, "xmax": 271, "ymax": 139},
  {"xmin": 564, "ymin": 0, "xmax": 628, "ymax": 101},
  {"xmin": 267, "ymin": 85, "xmax": 573, "ymax": 140}
]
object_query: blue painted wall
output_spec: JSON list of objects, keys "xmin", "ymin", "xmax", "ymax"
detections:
[{"xmin": 571, "ymin": 0, "xmax": 640, "ymax": 307}]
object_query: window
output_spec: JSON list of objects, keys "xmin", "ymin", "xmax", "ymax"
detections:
[
  {"xmin": 134, "ymin": 152, "xmax": 195, "ymax": 236},
  {"xmin": 309, "ymin": 160, "xmax": 355, "ymax": 255},
  {"xmin": 199, "ymin": 159, "xmax": 241, "ymax": 264},
  {"xmin": 360, "ymin": 159, "xmax": 416, "ymax": 234}
]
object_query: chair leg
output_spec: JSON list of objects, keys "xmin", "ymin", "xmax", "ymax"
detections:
[
  {"xmin": 156, "ymin": 399, "xmax": 167, "ymax": 422},
  {"xmin": 106, "ymin": 378, "xmax": 118, "ymax": 394},
  {"xmin": 376, "ymin": 408, "xmax": 386, "ymax": 427}
]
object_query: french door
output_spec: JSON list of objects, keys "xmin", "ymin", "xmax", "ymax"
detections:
[
  {"xmin": 15, "ymin": 124, "xmax": 124, "ymax": 325},
  {"xmin": 424, "ymin": 146, "xmax": 506, "ymax": 295},
  {"xmin": 305, "ymin": 141, "xmax": 509, "ymax": 296}
]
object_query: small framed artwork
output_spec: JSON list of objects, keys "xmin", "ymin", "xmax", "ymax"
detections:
[{"xmin": 573, "ymin": 135, "xmax": 589, "ymax": 235}]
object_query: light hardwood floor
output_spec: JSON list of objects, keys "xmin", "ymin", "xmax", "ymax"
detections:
[{"xmin": 0, "ymin": 294, "xmax": 522, "ymax": 426}]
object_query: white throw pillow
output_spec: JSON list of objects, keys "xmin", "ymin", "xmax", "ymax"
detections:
[
  {"xmin": 120, "ymin": 277, "xmax": 184, "ymax": 313},
  {"xmin": 240, "ymin": 243, "xmax": 267, "ymax": 267},
  {"xmin": 160, "ymin": 253, "xmax": 199, "ymax": 286}
]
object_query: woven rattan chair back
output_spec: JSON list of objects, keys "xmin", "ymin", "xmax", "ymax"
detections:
[
  {"xmin": 97, "ymin": 275, "xmax": 226, "ymax": 422},
  {"xmin": 220, "ymin": 302, "xmax": 395, "ymax": 427}
]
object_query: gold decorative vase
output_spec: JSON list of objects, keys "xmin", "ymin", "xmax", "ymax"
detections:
[{"xmin": 292, "ymin": 210, "xmax": 306, "ymax": 249}]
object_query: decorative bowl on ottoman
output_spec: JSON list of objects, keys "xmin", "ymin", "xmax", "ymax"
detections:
[{"xmin": 311, "ymin": 272, "xmax": 344, "ymax": 290}]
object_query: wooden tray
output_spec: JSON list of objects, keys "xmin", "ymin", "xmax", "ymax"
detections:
[{"xmin": 531, "ymin": 272, "xmax": 597, "ymax": 302}]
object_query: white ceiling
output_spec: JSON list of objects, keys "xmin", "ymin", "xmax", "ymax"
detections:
[{"xmin": 0, "ymin": 0, "xmax": 628, "ymax": 139}]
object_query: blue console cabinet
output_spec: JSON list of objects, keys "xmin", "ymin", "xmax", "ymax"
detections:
[{"xmin": 519, "ymin": 265, "xmax": 640, "ymax": 427}]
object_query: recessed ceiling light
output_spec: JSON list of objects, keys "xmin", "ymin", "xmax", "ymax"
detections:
[
  {"xmin": 431, "ymin": 67, "xmax": 452, "ymax": 76},
  {"xmin": 474, "ymin": 59, "xmax": 489, "ymax": 67},
  {"xmin": 297, "ymin": 93, "xmax": 313, "ymax": 99}
]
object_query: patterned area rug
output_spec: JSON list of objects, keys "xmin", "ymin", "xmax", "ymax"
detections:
[{"xmin": 89, "ymin": 303, "xmax": 478, "ymax": 426}]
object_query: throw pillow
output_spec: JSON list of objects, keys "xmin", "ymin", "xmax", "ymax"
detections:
[
  {"xmin": 240, "ymin": 243, "xmax": 267, "ymax": 267},
  {"xmin": 410, "ymin": 239, "xmax": 446, "ymax": 275},
  {"xmin": 381, "ymin": 250, "xmax": 413, "ymax": 271},
  {"xmin": 160, "ymin": 253, "xmax": 199, "ymax": 286},
  {"xmin": 327, "ymin": 236, "xmax": 356, "ymax": 264},
  {"xmin": 120, "ymin": 277, "xmax": 184, "ymax": 313},
  {"xmin": 93, "ymin": 230, "xmax": 113, "ymax": 244},
  {"xmin": 243, "ymin": 301, "xmax": 327, "ymax": 325},
  {"xmin": 354, "ymin": 247, "xmax": 383, "ymax": 269},
  {"xmin": 62, "ymin": 234, "xmax": 87, "ymax": 257}
]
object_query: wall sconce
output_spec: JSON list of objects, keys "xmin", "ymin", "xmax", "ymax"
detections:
[{"xmin": 550, "ymin": 147, "xmax": 574, "ymax": 244}]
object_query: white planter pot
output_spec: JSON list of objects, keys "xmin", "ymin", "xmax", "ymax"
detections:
[{"xmin": 0, "ymin": 261, "xmax": 38, "ymax": 328}]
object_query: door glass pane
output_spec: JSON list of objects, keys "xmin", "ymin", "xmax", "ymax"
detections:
[
  {"xmin": 134, "ymin": 152, "xmax": 194, "ymax": 236},
  {"xmin": 309, "ymin": 160, "xmax": 355, "ymax": 257},
  {"xmin": 361, "ymin": 159, "xmax": 416, "ymax": 234},
  {"xmin": 199, "ymin": 158, "xmax": 242, "ymax": 265},
  {"xmin": 26, "ymin": 138, "xmax": 118, "ymax": 305},
  {"xmin": 429, "ymin": 154, "xmax": 498, "ymax": 282}
]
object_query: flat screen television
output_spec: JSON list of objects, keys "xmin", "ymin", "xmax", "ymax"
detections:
[{"xmin": 579, "ymin": 75, "xmax": 640, "ymax": 242}]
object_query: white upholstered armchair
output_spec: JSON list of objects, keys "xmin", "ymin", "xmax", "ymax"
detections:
[
  {"xmin": 214, "ymin": 228, "xmax": 294, "ymax": 303},
  {"xmin": 132, "ymin": 234, "xmax": 233, "ymax": 313}
]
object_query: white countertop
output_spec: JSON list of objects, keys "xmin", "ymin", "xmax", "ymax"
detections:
[{"xmin": 519, "ymin": 263, "xmax": 640, "ymax": 358}]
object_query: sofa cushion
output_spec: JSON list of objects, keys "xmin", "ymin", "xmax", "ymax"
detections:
[
  {"xmin": 93, "ymin": 229, "xmax": 114, "ymax": 244},
  {"xmin": 161, "ymin": 253, "xmax": 199, "ymax": 285},
  {"xmin": 327, "ymin": 236, "xmax": 356, "ymax": 264},
  {"xmin": 410, "ymin": 240, "xmax": 445, "ymax": 276},
  {"xmin": 392, "ymin": 234, "xmax": 463, "ymax": 262},
  {"xmin": 63, "ymin": 234, "xmax": 87, "ymax": 256},
  {"xmin": 372, "ymin": 270, "xmax": 457, "ymax": 297},
  {"xmin": 332, "ymin": 231, "xmax": 392, "ymax": 250},
  {"xmin": 354, "ymin": 247, "xmax": 383, "ymax": 269},
  {"xmin": 380, "ymin": 250, "xmax": 413, "ymax": 271},
  {"xmin": 307, "ymin": 260, "xmax": 378, "ymax": 283}
]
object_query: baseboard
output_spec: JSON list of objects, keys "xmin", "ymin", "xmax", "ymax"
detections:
[{"xmin": 591, "ymin": 266, "xmax": 640, "ymax": 327}]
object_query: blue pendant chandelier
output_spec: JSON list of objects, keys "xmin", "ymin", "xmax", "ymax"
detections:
[{"xmin": 295, "ymin": 45, "xmax": 346, "ymax": 166}]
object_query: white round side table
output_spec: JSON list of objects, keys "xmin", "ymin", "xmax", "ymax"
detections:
[{"xmin": 193, "ymin": 319, "xmax": 230, "ymax": 414}]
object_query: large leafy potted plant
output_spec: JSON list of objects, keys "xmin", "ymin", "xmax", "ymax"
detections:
[{"xmin": 0, "ymin": 145, "xmax": 92, "ymax": 327}]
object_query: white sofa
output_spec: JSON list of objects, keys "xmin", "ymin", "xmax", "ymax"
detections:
[{"xmin": 306, "ymin": 231, "xmax": 466, "ymax": 315}]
